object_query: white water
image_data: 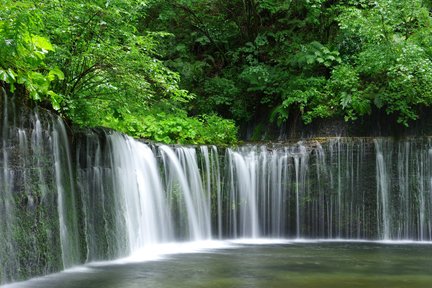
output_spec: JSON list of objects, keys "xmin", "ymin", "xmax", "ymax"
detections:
[
  {"xmin": 374, "ymin": 139, "xmax": 391, "ymax": 240},
  {"xmin": 111, "ymin": 137, "xmax": 174, "ymax": 250},
  {"xmin": 226, "ymin": 148, "xmax": 260, "ymax": 238},
  {"xmin": 52, "ymin": 118, "xmax": 81, "ymax": 268},
  {"xmin": 159, "ymin": 145, "xmax": 211, "ymax": 241}
]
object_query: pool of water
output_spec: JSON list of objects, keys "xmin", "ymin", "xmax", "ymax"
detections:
[{"xmin": 5, "ymin": 240, "xmax": 432, "ymax": 288}]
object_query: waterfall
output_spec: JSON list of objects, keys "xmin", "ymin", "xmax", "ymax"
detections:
[
  {"xmin": 374, "ymin": 139, "xmax": 392, "ymax": 240},
  {"xmin": 109, "ymin": 136, "xmax": 174, "ymax": 251},
  {"xmin": 226, "ymin": 147, "xmax": 260, "ymax": 238},
  {"xmin": 0, "ymin": 91, "xmax": 17, "ymax": 282},
  {"xmin": 0, "ymin": 94, "xmax": 63, "ymax": 284},
  {"xmin": 159, "ymin": 145, "xmax": 211, "ymax": 241},
  {"xmin": 76, "ymin": 135, "xmax": 216, "ymax": 258},
  {"xmin": 52, "ymin": 118, "xmax": 81, "ymax": 268},
  {"xmin": 3, "ymin": 95, "xmax": 432, "ymax": 284}
]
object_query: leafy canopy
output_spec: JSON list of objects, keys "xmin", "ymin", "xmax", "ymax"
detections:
[
  {"xmin": 3, "ymin": 0, "xmax": 432, "ymax": 144},
  {"xmin": 144, "ymin": 0, "xmax": 432, "ymax": 129},
  {"xmin": 0, "ymin": 0, "xmax": 238, "ymax": 144}
]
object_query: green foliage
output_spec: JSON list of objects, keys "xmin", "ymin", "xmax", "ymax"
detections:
[
  {"xmin": 41, "ymin": 1, "xmax": 190, "ymax": 113},
  {"xmin": 0, "ymin": 1, "xmax": 63, "ymax": 108},
  {"xmin": 145, "ymin": 0, "xmax": 432, "ymax": 130},
  {"xmin": 328, "ymin": 64, "xmax": 370, "ymax": 121},
  {"xmin": 272, "ymin": 76, "xmax": 335, "ymax": 125},
  {"xmin": 100, "ymin": 109, "xmax": 237, "ymax": 145},
  {"xmin": 337, "ymin": 0, "xmax": 432, "ymax": 125},
  {"xmin": 3, "ymin": 0, "xmax": 432, "ymax": 142},
  {"xmin": 290, "ymin": 41, "xmax": 342, "ymax": 68},
  {"xmin": 0, "ymin": 0, "xmax": 238, "ymax": 144}
]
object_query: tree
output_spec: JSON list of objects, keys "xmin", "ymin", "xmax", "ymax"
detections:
[
  {"xmin": 144, "ymin": 0, "xmax": 432, "ymax": 129},
  {"xmin": 1, "ymin": 0, "xmax": 238, "ymax": 144},
  {"xmin": 0, "ymin": 0, "xmax": 63, "ymax": 108},
  {"xmin": 336, "ymin": 0, "xmax": 432, "ymax": 125}
]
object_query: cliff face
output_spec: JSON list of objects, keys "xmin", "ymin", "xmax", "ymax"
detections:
[{"xmin": 241, "ymin": 108, "xmax": 432, "ymax": 141}]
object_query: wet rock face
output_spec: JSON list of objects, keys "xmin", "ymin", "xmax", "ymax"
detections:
[
  {"xmin": 0, "ymin": 94, "xmax": 62, "ymax": 284},
  {"xmin": 242, "ymin": 108, "xmax": 432, "ymax": 141}
]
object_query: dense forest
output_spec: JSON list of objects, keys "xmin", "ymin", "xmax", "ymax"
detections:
[{"xmin": 1, "ymin": 0, "xmax": 432, "ymax": 143}]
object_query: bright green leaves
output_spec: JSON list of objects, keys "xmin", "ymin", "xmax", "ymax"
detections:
[
  {"xmin": 4, "ymin": 0, "xmax": 432, "ymax": 143},
  {"xmin": 31, "ymin": 35, "xmax": 54, "ymax": 53},
  {"xmin": 384, "ymin": 43, "xmax": 432, "ymax": 125},
  {"xmin": 0, "ymin": 1, "xmax": 63, "ymax": 108},
  {"xmin": 0, "ymin": 0, "xmax": 238, "ymax": 144},
  {"xmin": 99, "ymin": 109, "xmax": 237, "ymax": 145},
  {"xmin": 269, "ymin": 0, "xmax": 432, "ymax": 127},
  {"xmin": 0, "ymin": 69, "xmax": 16, "ymax": 84},
  {"xmin": 47, "ymin": 67, "xmax": 64, "ymax": 82},
  {"xmin": 28, "ymin": 0, "xmax": 237, "ymax": 144}
]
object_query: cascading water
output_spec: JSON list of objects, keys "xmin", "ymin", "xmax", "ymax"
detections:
[
  {"xmin": 225, "ymin": 147, "xmax": 260, "ymax": 238},
  {"xmin": 200, "ymin": 146, "xmax": 222, "ymax": 238},
  {"xmin": 52, "ymin": 118, "xmax": 81, "ymax": 268},
  {"xmin": 0, "ymin": 94, "xmax": 63, "ymax": 284},
  {"xmin": 80, "ymin": 136, "xmax": 431, "ymax": 243},
  {"xmin": 0, "ymin": 91, "xmax": 17, "ymax": 283},
  {"xmin": 75, "ymin": 134, "xmax": 218, "ymax": 262},
  {"xmin": 109, "ymin": 137, "xmax": 174, "ymax": 250},
  {"xmin": 374, "ymin": 139, "xmax": 392, "ymax": 240},
  {"xmin": 2, "ymin": 93, "xmax": 432, "ymax": 284},
  {"xmin": 159, "ymin": 145, "xmax": 212, "ymax": 240}
]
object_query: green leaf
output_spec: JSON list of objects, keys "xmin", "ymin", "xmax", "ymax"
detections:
[
  {"xmin": 0, "ymin": 70, "xmax": 7, "ymax": 82},
  {"xmin": 48, "ymin": 67, "xmax": 65, "ymax": 81},
  {"xmin": 48, "ymin": 91, "xmax": 62, "ymax": 110},
  {"xmin": 32, "ymin": 35, "xmax": 55, "ymax": 52}
]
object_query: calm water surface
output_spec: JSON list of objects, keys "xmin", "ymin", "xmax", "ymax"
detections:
[{"xmin": 5, "ymin": 241, "xmax": 432, "ymax": 288}]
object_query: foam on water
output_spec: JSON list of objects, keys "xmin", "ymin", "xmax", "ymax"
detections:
[
  {"xmin": 229, "ymin": 238, "xmax": 292, "ymax": 245},
  {"xmin": 89, "ymin": 240, "xmax": 235, "ymax": 266}
]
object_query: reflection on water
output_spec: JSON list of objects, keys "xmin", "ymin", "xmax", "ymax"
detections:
[{"xmin": 4, "ymin": 241, "xmax": 432, "ymax": 288}]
